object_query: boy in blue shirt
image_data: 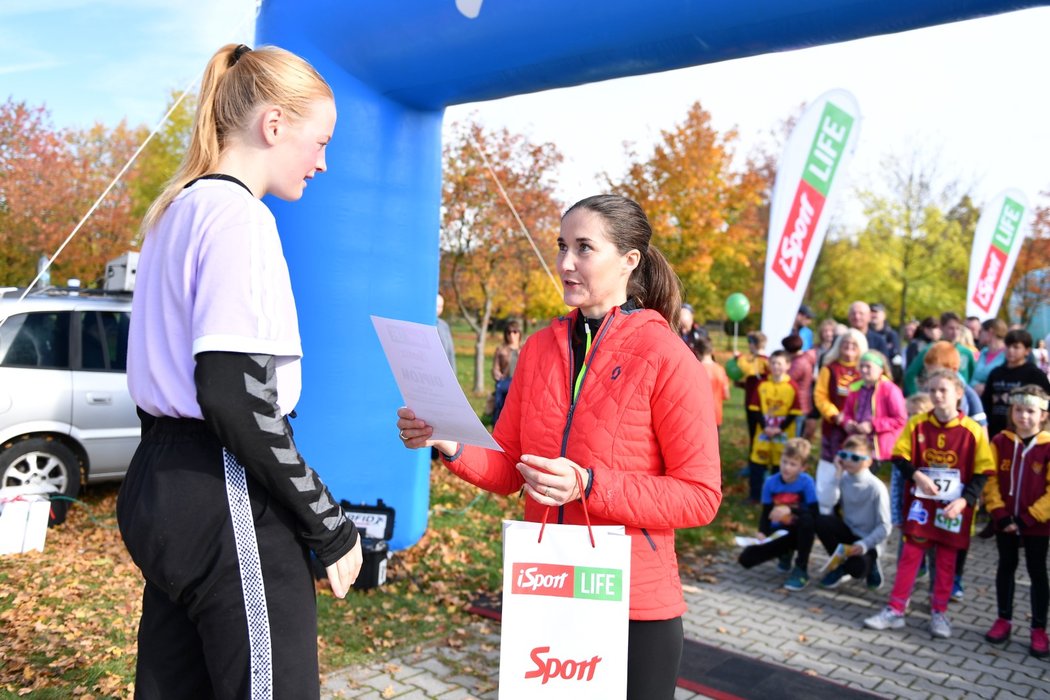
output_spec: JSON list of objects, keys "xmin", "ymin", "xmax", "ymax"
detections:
[{"xmin": 738, "ymin": 437, "xmax": 818, "ymax": 590}]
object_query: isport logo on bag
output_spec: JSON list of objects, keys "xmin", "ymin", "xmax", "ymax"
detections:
[
  {"xmin": 511, "ymin": 563, "xmax": 623, "ymax": 601},
  {"xmin": 525, "ymin": 646, "xmax": 603, "ymax": 684}
]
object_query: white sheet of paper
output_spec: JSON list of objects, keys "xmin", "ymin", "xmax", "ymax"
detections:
[{"xmin": 371, "ymin": 315, "xmax": 503, "ymax": 452}]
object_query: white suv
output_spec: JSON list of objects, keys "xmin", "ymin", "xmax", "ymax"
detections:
[{"xmin": 0, "ymin": 289, "xmax": 139, "ymax": 502}]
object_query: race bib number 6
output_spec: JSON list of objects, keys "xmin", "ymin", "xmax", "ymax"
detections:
[{"xmin": 917, "ymin": 467, "xmax": 963, "ymax": 502}]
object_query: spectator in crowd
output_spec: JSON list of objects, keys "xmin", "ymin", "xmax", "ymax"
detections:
[
  {"xmin": 905, "ymin": 316, "xmax": 940, "ymax": 368},
  {"xmin": 747, "ymin": 350, "xmax": 802, "ymax": 503},
  {"xmin": 889, "ymin": 393, "xmax": 934, "ymax": 574},
  {"xmin": 436, "ymin": 293, "xmax": 456, "ymax": 372},
  {"xmin": 1034, "ymin": 338, "xmax": 1049, "ymax": 375},
  {"xmin": 971, "ymin": 318, "xmax": 1008, "ymax": 395},
  {"xmin": 848, "ymin": 301, "xmax": 890, "ymax": 356},
  {"xmin": 841, "ymin": 350, "xmax": 907, "ymax": 473},
  {"xmin": 982, "ymin": 385, "xmax": 1050, "ymax": 659},
  {"xmin": 678, "ymin": 302, "xmax": 709, "ymax": 351},
  {"xmin": 813, "ymin": 329, "xmax": 867, "ymax": 514},
  {"xmin": 981, "ymin": 329, "xmax": 1050, "ymax": 438},
  {"xmin": 793, "ymin": 304, "xmax": 815, "ymax": 351},
  {"xmin": 694, "ymin": 337, "xmax": 730, "ymax": 432},
  {"xmin": 869, "ymin": 303, "xmax": 902, "ymax": 380},
  {"xmin": 738, "ymin": 437, "xmax": 818, "ymax": 592},
  {"xmin": 783, "ymin": 334, "xmax": 814, "ymax": 436},
  {"xmin": 865, "ymin": 369, "xmax": 994, "ymax": 639},
  {"xmin": 901, "ymin": 319, "xmax": 919, "ymax": 347},
  {"xmin": 904, "ymin": 312, "xmax": 976, "ymax": 395},
  {"xmin": 736, "ymin": 331, "xmax": 770, "ymax": 447},
  {"xmin": 491, "ymin": 319, "xmax": 522, "ymax": 424},
  {"xmin": 965, "ymin": 315, "xmax": 983, "ymax": 347},
  {"xmin": 803, "ymin": 318, "xmax": 840, "ymax": 440},
  {"xmin": 815, "ymin": 434, "xmax": 892, "ymax": 590}
]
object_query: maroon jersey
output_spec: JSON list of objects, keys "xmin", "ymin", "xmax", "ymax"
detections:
[{"xmin": 893, "ymin": 411, "xmax": 995, "ymax": 548}]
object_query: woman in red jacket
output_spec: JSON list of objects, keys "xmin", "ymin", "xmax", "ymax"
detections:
[{"xmin": 397, "ymin": 194, "xmax": 722, "ymax": 699}]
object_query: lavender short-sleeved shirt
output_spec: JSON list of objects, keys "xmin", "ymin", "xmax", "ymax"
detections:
[{"xmin": 128, "ymin": 179, "xmax": 302, "ymax": 418}]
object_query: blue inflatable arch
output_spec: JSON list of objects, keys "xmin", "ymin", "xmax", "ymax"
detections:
[{"xmin": 257, "ymin": 0, "xmax": 1042, "ymax": 549}]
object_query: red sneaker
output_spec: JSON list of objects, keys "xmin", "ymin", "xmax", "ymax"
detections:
[
  {"xmin": 1032, "ymin": 628, "xmax": 1049, "ymax": 659},
  {"xmin": 985, "ymin": 618, "xmax": 1012, "ymax": 644}
]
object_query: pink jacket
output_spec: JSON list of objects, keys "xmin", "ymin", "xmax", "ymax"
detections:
[
  {"xmin": 442, "ymin": 307, "xmax": 722, "ymax": 620},
  {"xmin": 842, "ymin": 377, "xmax": 907, "ymax": 460}
]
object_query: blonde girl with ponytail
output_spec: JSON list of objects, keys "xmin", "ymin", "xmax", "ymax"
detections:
[{"xmin": 119, "ymin": 44, "xmax": 362, "ymax": 699}]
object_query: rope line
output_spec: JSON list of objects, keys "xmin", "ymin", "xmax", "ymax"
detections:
[{"xmin": 466, "ymin": 129, "xmax": 561, "ymax": 295}]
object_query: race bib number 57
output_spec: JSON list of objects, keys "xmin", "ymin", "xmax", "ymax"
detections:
[{"xmin": 918, "ymin": 467, "xmax": 963, "ymax": 502}]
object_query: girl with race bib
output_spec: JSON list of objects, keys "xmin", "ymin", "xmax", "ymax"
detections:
[{"xmin": 864, "ymin": 369, "xmax": 995, "ymax": 639}]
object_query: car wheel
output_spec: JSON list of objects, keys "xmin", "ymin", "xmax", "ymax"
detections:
[{"xmin": 0, "ymin": 437, "xmax": 81, "ymax": 500}]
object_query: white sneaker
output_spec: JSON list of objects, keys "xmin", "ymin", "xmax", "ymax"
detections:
[
  {"xmin": 930, "ymin": 611, "xmax": 952, "ymax": 639},
  {"xmin": 864, "ymin": 607, "xmax": 905, "ymax": 630}
]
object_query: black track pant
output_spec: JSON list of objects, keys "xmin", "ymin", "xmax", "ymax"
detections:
[
  {"xmin": 815, "ymin": 515, "xmax": 877, "ymax": 579},
  {"xmin": 627, "ymin": 617, "xmax": 683, "ymax": 700},
  {"xmin": 118, "ymin": 418, "xmax": 319, "ymax": 699},
  {"xmin": 738, "ymin": 520, "xmax": 815, "ymax": 571},
  {"xmin": 995, "ymin": 533, "xmax": 1050, "ymax": 629}
]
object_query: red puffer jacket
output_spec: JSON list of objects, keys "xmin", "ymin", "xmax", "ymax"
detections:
[{"xmin": 443, "ymin": 306, "xmax": 722, "ymax": 620}]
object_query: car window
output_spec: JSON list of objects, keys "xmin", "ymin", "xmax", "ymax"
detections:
[
  {"xmin": 79, "ymin": 311, "xmax": 130, "ymax": 371},
  {"xmin": 0, "ymin": 311, "xmax": 71, "ymax": 369}
]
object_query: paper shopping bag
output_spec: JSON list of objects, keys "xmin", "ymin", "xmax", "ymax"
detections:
[{"xmin": 498, "ymin": 519, "xmax": 631, "ymax": 699}]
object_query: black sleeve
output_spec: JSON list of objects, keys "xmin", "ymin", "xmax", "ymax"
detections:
[
  {"xmin": 194, "ymin": 351, "xmax": 358, "ymax": 567},
  {"xmin": 758, "ymin": 504, "xmax": 774, "ymax": 535},
  {"xmin": 962, "ymin": 473, "xmax": 989, "ymax": 507},
  {"xmin": 893, "ymin": 457, "xmax": 916, "ymax": 480}
]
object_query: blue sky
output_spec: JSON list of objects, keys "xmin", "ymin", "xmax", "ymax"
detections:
[{"xmin": 3, "ymin": 1, "xmax": 1048, "ymax": 222}]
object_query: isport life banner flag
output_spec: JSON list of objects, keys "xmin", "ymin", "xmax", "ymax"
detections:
[
  {"xmin": 966, "ymin": 189, "xmax": 1030, "ymax": 320},
  {"xmin": 761, "ymin": 89, "xmax": 860, "ymax": 349}
]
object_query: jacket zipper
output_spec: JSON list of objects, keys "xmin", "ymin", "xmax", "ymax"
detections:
[{"xmin": 558, "ymin": 310, "xmax": 617, "ymax": 524}]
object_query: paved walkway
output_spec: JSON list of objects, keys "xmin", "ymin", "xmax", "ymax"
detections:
[{"xmin": 321, "ymin": 530, "xmax": 1047, "ymax": 699}]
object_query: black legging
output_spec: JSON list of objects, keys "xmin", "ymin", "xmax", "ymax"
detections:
[
  {"xmin": 738, "ymin": 519, "xmax": 816, "ymax": 571},
  {"xmin": 995, "ymin": 533, "xmax": 1049, "ymax": 628},
  {"xmin": 627, "ymin": 617, "xmax": 683, "ymax": 700},
  {"xmin": 815, "ymin": 514, "xmax": 877, "ymax": 579}
]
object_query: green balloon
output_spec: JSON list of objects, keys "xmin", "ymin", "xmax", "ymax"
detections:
[
  {"xmin": 725, "ymin": 357, "xmax": 744, "ymax": 382},
  {"xmin": 724, "ymin": 293, "xmax": 750, "ymax": 322}
]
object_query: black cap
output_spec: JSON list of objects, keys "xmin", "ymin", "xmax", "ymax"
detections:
[
  {"xmin": 798, "ymin": 304, "xmax": 814, "ymax": 318},
  {"xmin": 870, "ymin": 302, "xmax": 886, "ymax": 312}
]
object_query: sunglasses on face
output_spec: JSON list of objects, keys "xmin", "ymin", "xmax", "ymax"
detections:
[{"xmin": 836, "ymin": 450, "xmax": 869, "ymax": 463}]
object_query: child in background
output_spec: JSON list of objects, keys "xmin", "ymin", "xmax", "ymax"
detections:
[
  {"xmin": 982, "ymin": 385, "xmax": 1050, "ymax": 658},
  {"xmin": 892, "ymin": 394, "xmax": 934, "ymax": 576},
  {"xmin": 735, "ymin": 331, "xmax": 770, "ymax": 448},
  {"xmin": 981, "ymin": 329, "xmax": 1050, "ymax": 438},
  {"xmin": 865, "ymin": 369, "xmax": 995, "ymax": 639},
  {"xmin": 813, "ymin": 329, "xmax": 867, "ymax": 514},
  {"xmin": 815, "ymin": 435, "xmax": 892, "ymax": 590},
  {"xmin": 747, "ymin": 350, "xmax": 802, "ymax": 503},
  {"xmin": 695, "ymin": 337, "xmax": 730, "ymax": 432},
  {"xmin": 842, "ymin": 350, "xmax": 907, "ymax": 472},
  {"xmin": 739, "ymin": 438, "xmax": 818, "ymax": 591}
]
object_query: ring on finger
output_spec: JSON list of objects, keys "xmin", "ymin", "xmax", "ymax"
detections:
[
  {"xmin": 544, "ymin": 486, "xmax": 551, "ymax": 498},
  {"xmin": 399, "ymin": 429, "xmax": 408, "ymax": 440}
]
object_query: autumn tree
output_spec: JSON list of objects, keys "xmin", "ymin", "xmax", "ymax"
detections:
[
  {"xmin": 128, "ymin": 90, "xmax": 198, "ymax": 244},
  {"xmin": 607, "ymin": 102, "xmax": 769, "ymax": 323},
  {"xmin": 440, "ymin": 121, "xmax": 563, "ymax": 394},
  {"xmin": 812, "ymin": 152, "xmax": 972, "ymax": 325},
  {"xmin": 0, "ymin": 100, "xmax": 73, "ymax": 285}
]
